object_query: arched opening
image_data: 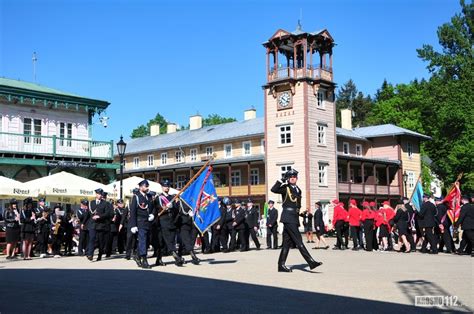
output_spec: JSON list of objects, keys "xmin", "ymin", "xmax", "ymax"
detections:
[{"xmin": 13, "ymin": 166, "xmax": 42, "ymax": 182}]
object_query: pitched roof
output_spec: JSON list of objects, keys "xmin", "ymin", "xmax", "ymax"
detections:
[
  {"xmin": 335, "ymin": 127, "xmax": 368, "ymax": 141},
  {"xmin": 124, "ymin": 118, "xmax": 265, "ymax": 155},
  {"xmin": 353, "ymin": 124, "xmax": 431, "ymax": 140}
]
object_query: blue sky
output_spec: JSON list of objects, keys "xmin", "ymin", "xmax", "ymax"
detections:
[{"xmin": 0, "ymin": 0, "xmax": 461, "ymax": 143}]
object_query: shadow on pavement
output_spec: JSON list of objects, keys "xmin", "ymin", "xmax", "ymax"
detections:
[{"xmin": 0, "ymin": 269, "xmax": 453, "ymax": 313}]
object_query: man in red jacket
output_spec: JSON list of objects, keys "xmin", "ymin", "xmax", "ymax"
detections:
[
  {"xmin": 348, "ymin": 199, "xmax": 362, "ymax": 250},
  {"xmin": 377, "ymin": 201, "xmax": 394, "ymax": 251},
  {"xmin": 361, "ymin": 201, "xmax": 375, "ymax": 251},
  {"xmin": 331, "ymin": 199, "xmax": 346, "ymax": 250}
]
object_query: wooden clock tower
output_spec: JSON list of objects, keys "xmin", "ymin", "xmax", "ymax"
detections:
[{"xmin": 263, "ymin": 24, "xmax": 338, "ymax": 210}]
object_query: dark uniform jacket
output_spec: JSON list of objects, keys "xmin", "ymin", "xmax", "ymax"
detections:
[
  {"xmin": 216, "ymin": 205, "xmax": 226, "ymax": 228},
  {"xmin": 120, "ymin": 206, "xmax": 131, "ymax": 229},
  {"xmin": 266, "ymin": 207, "xmax": 278, "ymax": 227},
  {"xmin": 271, "ymin": 180, "xmax": 301, "ymax": 225},
  {"xmin": 224, "ymin": 207, "xmax": 234, "ymax": 229},
  {"xmin": 457, "ymin": 203, "xmax": 474, "ymax": 230},
  {"xmin": 156, "ymin": 193, "xmax": 178, "ymax": 229},
  {"xmin": 91, "ymin": 199, "xmax": 112, "ymax": 231},
  {"xmin": 4, "ymin": 210, "xmax": 19, "ymax": 229},
  {"xmin": 436, "ymin": 203, "xmax": 451, "ymax": 228},
  {"xmin": 76, "ymin": 207, "xmax": 90, "ymax": 231},
  {"xmin": 37, "ymin": 214, "xmax": 51, "ymax": 233},
  {"xmin": 232, "ymin": 207, "xmax": 246, "ymax": 230},
  {"xmin": 418, "ymin": 201, "xmax": 439, "ymax": 228},
  {"xmin": 130, "ymin": 192, "xmax": 155, "ymax": 230},
  {"xmin": 394, "ymin": 209, "xmax": 409, "ymax": 231},
  {"xmin": 313, "ymin": 208, "xmax": 325, "ymax": 232},
  {"xmin": 245, "ymin": 206, "xmax": 259, "ymax": 228},
  {"xmin": 20, "ymin": 208, "xmax": 36, "ymax": 233}
]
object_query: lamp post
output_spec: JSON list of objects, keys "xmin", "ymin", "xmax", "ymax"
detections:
[
  {"xmin": 116, "ymin": 135, "xmax": 127, "ymax": 200},
  {"xmin": 402, "ymin": 171, "xmax": 408, "ymax": 197}
]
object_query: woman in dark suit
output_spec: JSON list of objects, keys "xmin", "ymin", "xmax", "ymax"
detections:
[
  {"xmin": 394, "ymin": 202, "xmax": 411, "ymax": 253},
  {"xmin": 313, "ymin": 202, "xmax": 329, "ymax": 249},
  {"xmin": 20, "ymin": 198, "xmax": 36, "ymax": 260},
  {"xmin": 5, "ymin": 199, "xmax": 21, "ymax": 259}
]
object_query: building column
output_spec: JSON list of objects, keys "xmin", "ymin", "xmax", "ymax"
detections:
[
  {"xmin": 266, "ymin": 47, "xmax": 270, "ymax": 79},
  {"xmin": 373, "ymin": 164, "xmax": 377, "ymax": 196},
  {"xmin": 247, "ymin": 162, "xmax": 251, "ymax": 195},
  {"xmin": 156, "ymin": 171, "xmax": 160, "ymax": 183},
  {"xmin": 361, "ymin": 162, "xmax": 365, "ymax": 195},
  {"xmin": 386, "ymin": 166, "xmax": 390, "ymax": 196},
  {"xmin": 228, "ymin": 164, "xmax": 232, "ymax": 196},
  {"xmin": 172, "ymin": 170, "xmax": 176, "ymax": 187},
  {"xmin": 347, "ymin": 161, "xmax": 351, "ymax": 194}
]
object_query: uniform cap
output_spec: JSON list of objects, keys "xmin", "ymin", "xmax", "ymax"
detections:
[{"xmin": 138, "ymin": 179, "xmax": 149, "ymax": 187}]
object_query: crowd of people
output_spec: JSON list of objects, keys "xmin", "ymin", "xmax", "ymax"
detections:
[{"xmin": 2, "ymin": 182, "xmax": 473, "ymax": 268}]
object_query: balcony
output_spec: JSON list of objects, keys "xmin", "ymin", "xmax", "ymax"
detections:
[
  {"xmin": 215, "ymin": 184, "xmax": 266, "ymax": 197},
  {"xmin": 268, "ymin": 64, "xmax": 333, "ymax": 82},
  {"xmin": 338, "ymin": 182, "xmax": 400, "ymax": 196},
  {"xmin": 0, "ymin": 132, "xmax": 113, "ymax": 160}
]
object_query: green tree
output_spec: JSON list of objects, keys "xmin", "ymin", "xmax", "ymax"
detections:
[
  {"xmin": 336, "ymin": 79, "xmax": 357, "ymax": 127},
  {"xmin": 130, "ymin": 113, "xmax": 168, "ymax": 138},
  {"xmin": 202, "ymin": 114, "xmax": 236, "ymax": 126},
  {"xmin": 336, "ymin": 79, "xmax": 373, "ymax": 127}
]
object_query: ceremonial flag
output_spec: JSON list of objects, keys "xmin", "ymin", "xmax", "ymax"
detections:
[
  {"xmin": 263, "ymin": 202, "xmax": 269, "ymax": 218},
  {"xmin": 410, "ymin": 178, "xmax": 424, "ymax": 212},
  {"xmin": 443, "ymin": 181, "xmax": 461, "ymax": 224},
  {"xmin": 180, "ymin": 166, "xmax": 221, "ymax": 234}
]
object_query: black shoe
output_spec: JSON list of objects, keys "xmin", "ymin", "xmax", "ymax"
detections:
[
  {"xmin": 6, "ymin": 256, "xmax": 11, "ymax": 260},
  {"xmin": 87, "ymin": 256, "xmax": 93, "ymax": 261},
  {"xmin": 172, "ymin": 252, "xmax": 184, "ymax": 267},
  {"xmin": 222, "ymin": 249, "xmax": 230, "ymax": 253},
  {"xmin": 266, "ymin": 247, "xmax": 272, "ymax": 250},
  {"xmin": 126, "ymin": 256, "xmax": 131, "ymax": 260},
  {"xmin": 352, "ymin": 247, "xmax": 360, "ymax": 251},
  {"xmin": 141, "ymin": 257, "xmax": 152, "ymax": 269},
  {"xmin": 96, "ymin": 255, "xmax": 102, "ymax": 262},
  {"xmin": 324, "ymin": 246, "xmax": 329, "ymax": 250},
  {"xmin": 133, "ymin": 255, "xmax": 142, "ymax": 267},
  {"xmin": 278, "ymin": 265, "xmax": 292, "ymax": 272},
  {"xmin": 309, "ymin": 260, "xmax": 323, "ymax": 270},
  {"xmin": 332, "ymin": 247, "xmax": 341, "ymax": 250},
  {"xmin": 190, "ymin": 251, "xmax": 201, "ymax": 265},
  {"xmin": 155, "ymin": 258, "xmax": 165, "ymax": 266}
]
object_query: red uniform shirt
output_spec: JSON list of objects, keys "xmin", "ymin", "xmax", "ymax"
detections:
[
  {"xmin": 348, "ymin": 206, "xmax": 362, "ymax": 226},
  {"xmin": 375, "ymin": 210, "xmax": 384, "ymax": 227},
  {"xmin": 361, "ymin": 208, "xmax": 375, "ymax": 221},
  {"xmin": 332, "ymin": 204, "xmax": 348, "ymax": 223}
]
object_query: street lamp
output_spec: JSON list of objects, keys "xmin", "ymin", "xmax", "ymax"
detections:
[
  {"xmin": 402, "ymin": 171, "xmax": 408, "ymax": 197},
  {"xmin": 116, "ymin": 135, "xmax": 127, "ymax": 200}
]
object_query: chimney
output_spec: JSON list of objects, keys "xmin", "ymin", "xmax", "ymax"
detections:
[
  {"xmin": 341, "ymin": 109, "xmax": 353, "ymax": 130},
  {"xmin": 244, "ymin": 108, "xmax": 256, "ymax": 120},
  {"xmin": 190, "ymin": 114, "xmax": 203, "ymax": 130},
  {"xmin": 150, "ymin": 124, "xmax": 160, "ymax": 136},
  {"xmin": 167, "ymin": 123, "xmax": 177, "ymax": 134}
]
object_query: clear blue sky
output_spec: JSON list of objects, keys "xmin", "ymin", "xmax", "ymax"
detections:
[{"xmin": 0, "ymin": 0, "xmax": 461, "ymax": 143}]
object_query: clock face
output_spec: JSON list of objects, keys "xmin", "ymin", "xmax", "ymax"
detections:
[{"xmin": 278, "ymin": 91, "xmax": 291, "ymax": 108}]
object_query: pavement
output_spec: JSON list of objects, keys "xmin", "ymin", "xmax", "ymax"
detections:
[{"xmin": 0, "ymin": 238, "xmax": 472, "ymax": 313}]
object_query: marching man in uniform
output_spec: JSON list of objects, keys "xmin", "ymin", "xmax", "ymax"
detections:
[{"xmin": 271, "ymin": 169, "xmax": 323, "ymax": 272}]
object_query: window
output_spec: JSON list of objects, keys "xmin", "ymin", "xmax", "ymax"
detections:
[
  {"xmin": 317, "ymin": 124, "xmax": 326, "ymax": 145},
  {"xmin": 407, "ymin": 142, "xmax": 413, "ymax": 159},
  {"xmin": 190, "ymin": 148, "xmax": 197, "ymax": 162},
  {"xmin": 161, "ymin": 153, "xmax": 167, "ymax": 165},
  {"xmin": 350, "ymin": 168, "xmax": 355, "ymax": 183},
  {"xmin": 338, "ymin": 167, "xmax": 342, "ymax": 182},
  {"xmin": 250, "ymin": 168, "xmax": 259, "ymax": 185},
  {"xmin": 224, "ymin": 144, "xmax": 232, "ymax": 158},
  {"xmin": 176, "ymin": 175, "xmax": 186, "ymax": 189},
  {"xmin": 206, "ymin": 146, "xmax": 213, "ymax": 157},
  {"xmin": 408, "ymin": 171, "xmax": 415, "ymax": 189},
  {"xmin": 133, "ymin": 157, "xmax": 140, "ymax": 169},
  {"xmin": 24, "ymin": 118, "xmax": 42, "ymax": 144},
  {"xmin": 318, "ymin": 163, "xmax": 328, "ymax": 186},
  {"xmin": 279, "ymin": 125, "xmax": 292, "ymax": 145},
  {"xmin": 242, "ymin": 141, "xmax": 251, "ymax": 156},
  {"xmin": 59, "ymin": 122, "xmax": 72, "ymax": 147},
  {"xmin": 175, "ymin": 150, "xmax": 184, "ymax": 163},
  {"xmin": 317, "ymin": 91, "xmax": 325, "ymax": 108},
  {"xmin": 231, "ymin": 170, "xmax": 241, "ymax": 186},
  {"xmin": 280, "ymin": 165, "xmax": 292, "ymax": 180},
  {"xmin": 356, "ymin": 144, "xmax": 362, "ymax": 156},
  {"xmin": 343, "ymin": 142, "xmax": 350, "ymax": 155},
  {"xmin": 147, "ymin": 155, "xmax": 154, "ymax": 167},
  {"xmin": 261, "ymin": 139, "xmax": 265, "ymax": 154}
]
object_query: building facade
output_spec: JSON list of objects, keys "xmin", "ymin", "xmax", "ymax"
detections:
[
  {"xmin": 0, "ymin": 78, "xmax": 119, "ymax": 184},
  {"xmin": 118, "ymin": 26, "xmax": 430, "ymax": 222}
]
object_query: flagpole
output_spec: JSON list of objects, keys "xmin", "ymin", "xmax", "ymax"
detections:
[
  {"xmin": 444, "ymin": 172, "xmax": 463, "ymax": 197},
  {"xmin": 409, "ymin": 175, "xmax": 422, "ymax": 204},
  {"xmin": 158, "ymin": 153, "xmax": 216, "ymax": 217}
]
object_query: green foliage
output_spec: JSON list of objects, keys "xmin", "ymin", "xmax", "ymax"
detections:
[
  {"xmin": 130, "ymin": 113, "xmax": 168, "ymax": 138},
  {"xmin": 336, "ymin": 79, "xmax": 373, "ymax": 127},
  {"xmin": 202, "ymin": 114, "xmax": 236, "ymax": 126}
]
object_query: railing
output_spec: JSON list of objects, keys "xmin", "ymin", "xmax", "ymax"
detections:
[
  {"xmin": 338, "ymin": 182, "xmax": 400, "ymax": 195},
  {"xmin": 215, "ymin": 184, "xmax": 266, "ymax": 197},
  {"xmin": 268, "ymin": 64, "xmax": 333, "ymax": 82},
  {"xmin": 0, "ymin": 132, "xmax": 113, "ymax": 159}
]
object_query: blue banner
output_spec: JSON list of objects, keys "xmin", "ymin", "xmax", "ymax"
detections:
[
  {"xmin": 411, "ymin": 180, "xmax": 424, "ymax": 211},
  {"xmin": 180, "ymin": 166, "xmax": 221, "ymax": 234}
]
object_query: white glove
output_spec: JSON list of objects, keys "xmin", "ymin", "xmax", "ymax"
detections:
[
  {"xmin": 166, "ymin": 202, "xmax": 173, "ymax": 209},
  {"xmin": 148, "ymin": 214, "xmax": 155, "ymax": 222},
  {"xmin": 131, "ymin": 227, "xmax": 138, "ymax": 234}
]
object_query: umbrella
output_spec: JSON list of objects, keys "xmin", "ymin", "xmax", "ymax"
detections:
[
  {"xmin": 0, "ymin": 176, "xmax": 39, "ymax": 198},
  {"xmin": 23, "ymin": 171, "xmax": 109, "ymax": 204},
  {"xmin": 106, "ymin": 176, "xmax": 178, "ymax": 198}
]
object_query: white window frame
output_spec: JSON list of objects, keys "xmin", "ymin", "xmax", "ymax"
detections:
[
  {"xmin": 280, "ymin": 165, "xmax": 292, "ymax": 180},
  {"xmin": 176, "ymin": 175, "xmax": 186, "ymax": 189},
  {"xmin": 261, "ymin": 139, "xmax": 265, "ymax": 154},
  {"xmin": 343, "ymin": 142, "xmax": 350, "ymax": 155},
  {"xmin": 206, "ymin": 146, "xmax": 213, "ymax": 157},
  {"xmin": 250, "ymin": 168, "xmax": 259, "ymax": 185},
  {"xmin": 190, "ymin": 148, "xmax": 197, "ymax": 162},
  {"xmin": 133, "ymin": 157, "xmax": 140, "ymax": 169},
  {"xmin": 278, "ymin": 125, "xmax": 292, "ymax": 146},
  {"xmin": 317, "ymin": 124, "xmax": 326, "ymax": 145},
  {"xmin": 161, "ymin": 153, "xmax": 167, "ymax": 165},
  {"xmin": 407, "ymin": 142, "xmax": 413, "ymax": 159},
  {"xmin": 356, "ymin": 144, "xmax": 362, "ymax": 157},
  {"xmin": 24, "ymin": 118, "xmax": 42, "ymax": 145},
  {"xmin": 175, "ymin": 150, "xmax": 184, "ymax": 163},
  {"xmin": 318, "ymin": 163, "xmax": 328, "ymax": 186},
  {"xmin": 408, "ymin": 171, "xmax": 415, "ymax": 189},
  {"xmin": 224, "ymin": 144, "xmax": 233, "ymax": 158},
  {"xmin": 58, "ymin": 121, "xmax": 72, "ymax": 147},
  {"xmin": 147, "ymin": 155, "xmax": 154, "ymax": 167},
  {"xmin": 231, "ymin": 170, "xmax": 241, "ymax": 186},
  {"xmin": 242, "ymin": 141, "xmax": 251, "ymax": 156},
  {"xmin": 317, "ymin": 91, "xmax": 325, "ymax": 108}
]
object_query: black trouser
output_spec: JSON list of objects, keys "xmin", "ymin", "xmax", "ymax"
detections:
[
  {"xmin": 248, "ymin": 227, "xmax": 260, "ymax": 249},
  {"xmin": 335, "ymin": 221, "xmax": 345, "ymax": 248},
  {"xmin": 363, "ymin": 220, "xmax": 374, "ymax": 251},
  {"xmin": 106, "ymin": 231, "xmax": 117, "ymax": 256},
  {"xmin": 191, "ymin": 226, "xmax": 208, "ymax": 252},
  {"xmin": 64, "ymin": 228, "xmax": 74, "ymax": 254},
  {"xmin": 406, "ymin": 228, "xmax": 416, "ymax": 250},
  {"xmin": 461, "ymin": 229, "xmax": 474, "ymax": 254},
  {"xmin": 438, "ymin": 228, "xmax": 454, "ymax": 253},
  {"xmin": 421, "ymin": 227, "xmax": 438, "ymax": 253},
  {"xmin": 37, "ymin": 231, "xmax": 49, "ymax": 254},
  {"xmin": 117, "ymin": 229, "xmax": 126, "ymax": 254},
  {"xmin": 125, "ymin": 227, "xmax": 137, "ymax": 258},
  {"xmin": 350, "ymin": 226, "xmax": 360, "ymax": 248},
  {"xmin": 267, "ymin": 225, "xmax": 278, "ymax": 248},
  {"xmin": 52, "ymin": 233, "xmax": 63, "ymax": 255},
  {"xmin": 230, "ymin": 228, "xmax": 245, "ymax": 251},
  {"xmin": 220, "ymin": 225, "xmax": 232, "ymax": 250},
  {"xmin": 179, "ymin": 223, "xmax": 194, "ymax": 254},
  {"xmin": 278, "ymin": 223, "xmax": 318, "ymax": 266},
  {"xmin": 87, "ymin": 229, "xmax": 97, "ymax": 257},
  {"xmin": 162, "ymin": 226, "xmax": 178, "ymax": 253},
  {"xmin": 343, "ymin": 222, "xmax": 349, "ymax": 247},
  {"xmin": 78, "ymin": 229, "xmax": 88, "ymax": 256},
  {"xmin": 150, "ymin": 224, "xmax": 164, "ymax": 257},
  {"xmin": 210, "ymin": 227, "xmax": 221, "ymax": 251},
  {"xmin": 96, "ymin": 230, "xmax": 107, "ymax": 257}
]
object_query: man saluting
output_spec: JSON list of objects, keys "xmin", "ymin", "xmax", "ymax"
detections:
[{"xmin": 271, "ymin": 169, "xmax": 322, "ymax": 272}]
